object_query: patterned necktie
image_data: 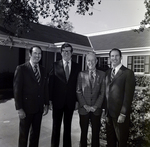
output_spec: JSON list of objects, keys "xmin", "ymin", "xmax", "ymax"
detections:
[
  {"xmin": 90, "ymin": 71, "xmax": 95, "ymax": 88},
  {"xmin": 34, "ymin": 64, "xmax": 40, "ymax": 83},
  {"xmin": 65, "ymin": 61, "xmax": 69, "ymax": 81},
  {"xmin": 111, "ymin": 68, "xmax": 115, "ymax": 81}
]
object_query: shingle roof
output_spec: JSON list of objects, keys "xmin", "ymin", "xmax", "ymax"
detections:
[
  {"xmin": 88, "ymin": 28, "xmax": 150, "ymax": 51},
  {"xmin": 0, "ymin": 23, "xmax": 91, "ymax": 47}
]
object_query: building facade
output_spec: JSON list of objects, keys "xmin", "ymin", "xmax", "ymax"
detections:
[{"xmin": 88, "ymin": 27, "xmax": 150, "ymax": 75}]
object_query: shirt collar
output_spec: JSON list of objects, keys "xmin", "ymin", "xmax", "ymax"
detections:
[
  {"xmin": 29, "ymin": 60, "xmax": 39, "ymax": 69},
  {"xmin": 89, "ymin": 69, "xmax": 96, "ymax": 76},
  {"xmin": 62, "ymin": 59, "xmax": 71, "ymax": 65},
  {"xmin": 112, "ymin": 63, "xmax": 122, "ymax": 74}
]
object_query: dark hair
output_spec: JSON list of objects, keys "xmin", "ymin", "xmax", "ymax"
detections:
[
  {"xmin": 61, "ymin": 43, "xmax": 73, "ymax": 53},
  {"xmin": 109, "ymin": 48, "xmax": 122, "ymax": 57},
  {"xmin": 29, "ymin": 46, "xmax": 42, "ymax": 55}
]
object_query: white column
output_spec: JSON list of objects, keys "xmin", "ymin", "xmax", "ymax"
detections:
[
  {"xmin": 54, "ymin": 52, "xmax": 57, "ymax": 62},
  {"xmin": 82, "ymin": 54, "xmax": 85, "ymax": 71}
]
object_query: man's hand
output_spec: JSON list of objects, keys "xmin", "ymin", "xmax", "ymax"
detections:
[
  {"xmin": 117, "ymin": 114, "xmax": 126, "ymax": 123},
  {"xmin": 49, "ymin": 101, "xmax": 53, "ymax": 110},
  {"xmin": 83, "ymin": 105, "xmax": 91, "ymax": 112},
  {"xmin": 18, "ymin": 109, "xmax": 26, "ymax": 119},
  {"xmin": 43, "ymin": 105, "xmax": 49, "ymax": 116},
  {"xmin": 75, "ymin": 102, "xmax": 78, "ymax": 110},
  {"xmin": 90, "ymin": 106, "xmax": 97, "ymax": 112}
]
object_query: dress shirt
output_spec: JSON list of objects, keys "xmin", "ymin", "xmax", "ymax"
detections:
[
  {"xmin": 29, "ymin": 60, "xmax": 41, "ymax": 76},
  {"xmin": 62, "ymin": 59, "xmax": 71, "ymax": 75},
  {"xmin": 112, "ymin": 63, "xmax": 122, "ymax": 75},
  {"xmin": 89, "ymin": 69, "xmax": 96, "ymax": 80}
]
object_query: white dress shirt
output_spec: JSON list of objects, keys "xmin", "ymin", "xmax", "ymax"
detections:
[{"xmin": 62, "ymin": 59, "xmax": 71, "ymax": 75}]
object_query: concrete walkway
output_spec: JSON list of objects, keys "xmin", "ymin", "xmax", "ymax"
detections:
[{"xmin": 0, "ymin": 99, "xmax": 81, "ymax": 147}]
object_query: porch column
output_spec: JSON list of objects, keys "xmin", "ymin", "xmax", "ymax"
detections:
[
  {"xmin": 54, "ymin": 52, "xmax": 57, "ymax": 62},
  {"xmin": 82, "ymin": 54, "xmax": 85, "ymax": 71}
]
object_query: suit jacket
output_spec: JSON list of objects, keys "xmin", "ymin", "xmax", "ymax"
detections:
[
  {"xmin": 13, "ymin": 62, "xmax": 49, "ymax": 114},
  {"xmin": 76, "ymin": 70, "xmax": 105, "ymax": 115},
  {"xmin": 49, "ymin": 60, "xmax": 80, "ymax": 110},
  {"xmin": 105, "ymin": 65, "xmax": 135, "ymax": 118}
]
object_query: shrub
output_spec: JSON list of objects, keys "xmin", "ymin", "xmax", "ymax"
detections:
[
  {"xmin": 135, "ymin": 75, "xmax": 150, "ymax": 87},
  {"xmin": 128, "ymin": 88, "xmax": 150, "ymax": 147},
  {"xmin": 100, "ymin": 74, "xmax": 150, "ymax": 147}
]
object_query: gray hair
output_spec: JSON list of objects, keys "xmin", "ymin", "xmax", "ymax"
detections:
[{"xmin": 86, "ymin": 51, "xmax": 97, "ymax": 60}]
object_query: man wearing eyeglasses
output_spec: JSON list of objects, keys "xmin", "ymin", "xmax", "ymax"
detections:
[{"xmin": 49, "ymin": 43, "xmax": 80, "ymax": 147}]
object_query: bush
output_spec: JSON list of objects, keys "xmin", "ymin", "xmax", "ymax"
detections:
[
  {"xmin": 135, "ymin": 75, "xmax": 150, "ymax": 87},
  {"xmin": 128, "ymin": 88, "xmax": 150, "ymax": 147},
  {"xmin": 100, "ymin": 74, "xmax": 150, "ymax": 147}
]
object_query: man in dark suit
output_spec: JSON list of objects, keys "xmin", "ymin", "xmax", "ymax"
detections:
[
  {"xmin": 105, "ymin": 48, "xmax": 135, "ymax": 147},
  {"xmin": 13, "ymin": 46, "xmax": 49, "ymax": 147},
  {"xmin": 76, "ymin": 52, "xmax": 105, "ymax": 147},
  {"xmin": 49, "ymin": 43, "xmax": 80, "ymax": 147}
]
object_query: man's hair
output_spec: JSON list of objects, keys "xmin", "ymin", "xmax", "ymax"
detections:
[
  {"xmin": 29, "ymin": 46, "xmax": 42, "ymax": 54},
  {"xmin": 61, "ymin": 43, "xmax": 73, "ymax": 53},
  {"xmin": 109, "ymin": 48, "xmax": 122, "ymax": 57},
  {"xmin": 86, "ymin": 51, "xmax": 97, "ymax": 60}
]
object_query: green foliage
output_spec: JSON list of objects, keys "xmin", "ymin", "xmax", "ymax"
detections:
[
  {"xmin": 46, "ymin": 20, "xmax": 74, "ymax": 32},
  {"xmin": 128, "ymin": 88, "xmax": 150, "ymax": 147},
  {"xmin": 0, "ymin": 0, "xmax": 101, "ymax": 36},
  {"xmin": 0, "ymin": 0, "xmax": 39, "ymax": 36},
  {"xmin": 135, "ymin": 75, "xmax": 150, "ymax": 87},
  {"xmin": 100, "ymin": 75, "xmax": 150, "ymax": 146}
]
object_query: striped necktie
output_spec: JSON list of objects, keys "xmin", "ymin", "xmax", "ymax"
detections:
[
  {"xmin": 34, "ymin": 65, "xmax": 40, "ymax": 83},
  {"xmin": 65, "ymin": 61, "xmax": 69, "ymax": 81},
  {"xmin": 90, "ymin": 71, "xmax": 95, "ymax": 88},
  {"xmin": 111, "ymin": 68, "xmax": 115, "ymax": 81}
]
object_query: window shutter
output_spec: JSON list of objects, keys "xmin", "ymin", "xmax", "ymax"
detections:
[{"xmin": 144, "ymin": 56, "xmax": 150, "ymax": 74}]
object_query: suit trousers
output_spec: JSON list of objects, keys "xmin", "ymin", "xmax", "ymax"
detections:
[
  {"xmin": 18, "ymin": 111, "xmax": 43, "ymax": 147},
  {"xmin": 79, "ymin": 112, "xmax": 101, "ymax": 147},
  {"xmin": 106, "ymin": 113, "xmax": 130, "ymax": 147},
  {"xmin": 51, "ymin": 106, "xmax": 74, "ymax": 147}
]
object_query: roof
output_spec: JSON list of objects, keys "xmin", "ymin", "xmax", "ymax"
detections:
[
  {"xmin": 0, "ymin": 23, "xmax": 91, "ymax": 47},
  {"xmin": 88, "ymin": 28, "xmax": 150, "ymax": 51}
]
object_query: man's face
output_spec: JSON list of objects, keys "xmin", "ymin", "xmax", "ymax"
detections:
[
  {"xmin": 61, "ymin": 47, "xmax": 72, "ymax": 61},
  {"xmin": 110, "ymin": 50, "xmax": 122, "ymax": 67},
  {"xmin": 86, "ymin": 54, "xmax": 97, "ymax": 70},
  {"xmin": 29, "ymin": 47, "xmax": 42, "ymax": 64}
]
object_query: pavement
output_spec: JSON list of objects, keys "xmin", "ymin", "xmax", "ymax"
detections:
[
  {"xmin": 0, "ymin": 99, "xmax": 107, "ymax": 147},
  {"xmin": 0, "ymin": 99, "xmax": 81, "ymax": 147}
]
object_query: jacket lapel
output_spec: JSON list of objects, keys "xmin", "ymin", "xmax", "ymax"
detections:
[
  {"xmin": 26, "ymin": 62, "xmax": 37, "ymax": 82},
  {"xmin": 110, "ymin": 65, "xmax": 124, "ymax": 83},
  {"xmin": 56, "ymin": 60, "xmax": 67, "ymax": 83},
  {"xmin": 106, "ymin": 69, "xmax": 111, "ymax": 85}
]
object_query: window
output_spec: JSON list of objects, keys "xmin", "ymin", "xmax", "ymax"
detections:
[
  {"xmin": 97, "ymin": 57, "xmax": 110, "ymax": 71},
  {"xmin": 127, "ymin": 56, "xmax": 150, "ymax": 74}
]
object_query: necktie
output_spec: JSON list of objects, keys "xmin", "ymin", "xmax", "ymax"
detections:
[
  {"xmin": 90, "ymin": 71, "xmax": 95, "ymax": 88},
  {"xmin": 34, "ymin": 65, "xmax": 40, "ymax": 83},
  {"xmin": 111, "ymin": 68, "xmax": 115, "ymax": 81},
  {"xmin": 65, "ymin": 61, "xmax": 69, "ymax": 81}
]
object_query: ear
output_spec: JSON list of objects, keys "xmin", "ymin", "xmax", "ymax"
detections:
[
  {"xmin": 29, "ymin": 52, "xmax": 31, "ymax": 58},
  {"xmin": 96, "ymin": 58, "xmax": 98, "ymax": 64}
]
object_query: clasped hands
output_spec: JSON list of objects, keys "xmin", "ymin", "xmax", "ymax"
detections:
[{"xmin": 83, "ymin": 105, "xmax": 97, "ymax": 112}]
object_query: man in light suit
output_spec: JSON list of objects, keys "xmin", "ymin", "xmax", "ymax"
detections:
[
  {"xmin": 105, "ymin": 48, "xmax": 135, "ymax": 147},
  {"xmin": 49, "ymin": 43, "xmax": 80, "ymax": 147},
  {"xmin": 13, "ymin": 46, "xmax": 49, "ymax": 147},
  {"xmin": 76, "ymin": 52, "xmax": 105, "ymax": 147}
]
